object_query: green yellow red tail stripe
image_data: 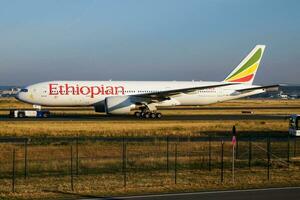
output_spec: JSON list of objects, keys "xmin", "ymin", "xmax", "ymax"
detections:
[{"xmin": 224, "ymin": 45, "xmax": 265, "ymax": 84}]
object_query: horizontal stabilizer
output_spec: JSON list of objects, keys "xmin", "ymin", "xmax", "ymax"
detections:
[{"xmin": 236, "ymin": 84, "xmax": 280, "ymax": 93}]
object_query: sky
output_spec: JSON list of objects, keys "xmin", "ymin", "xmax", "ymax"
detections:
[{"xmin": 0, "ymin": 0, "xmax": 299, "ymax": 85}]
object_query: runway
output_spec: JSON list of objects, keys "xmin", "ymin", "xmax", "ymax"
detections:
[
  {"xmin": 0, "ymin": 113, "xmax": 288, "ymax": 121},
  {"xmin": 0, "ymin": 106, "xmax": 300, "ymax": 112},
  {"xmin": 0, "ymin": 105, "xmax": 294, "ymax": 121},
  {"xmin": 118, "ymin": 187, "xmax": 300, "ymax": 200},
  {"xmin": 80, "ymin": 187, "xmax": 300, "ymax": 200}
]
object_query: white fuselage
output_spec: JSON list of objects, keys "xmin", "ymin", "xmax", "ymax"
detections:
[{"xmin": 16, "ymin": 81, "xmax": 264, "ymax": 108}]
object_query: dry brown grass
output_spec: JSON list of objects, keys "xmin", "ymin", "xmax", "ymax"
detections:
[
  {"xmin": 0, "ymin": 120, "xmax": 289, "ymax": 137},
  {"xmin": 1, "ymin": 168, "xmax": 300, "ymax": 200},
  {"xmin": 0, "ymin": 133, "xmax": 299, "ymax": 199}
]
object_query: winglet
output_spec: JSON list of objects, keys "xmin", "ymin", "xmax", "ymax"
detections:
[{"xmin": 224, "ymin": 45, "xmax": 266, "ymax": 85}]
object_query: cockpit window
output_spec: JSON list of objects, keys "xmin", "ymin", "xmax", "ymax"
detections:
[{"xmin": 20, "ymin": 89, "xmax": 28, "ymax": 92}]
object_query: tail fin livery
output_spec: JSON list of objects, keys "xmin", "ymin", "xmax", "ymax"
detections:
[{"xmin": 224, "ymin": 45, "xmax": 265, "ymax": 85}]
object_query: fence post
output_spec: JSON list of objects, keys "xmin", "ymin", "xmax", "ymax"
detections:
[
  {"xmin": 166, "ymin": 136, "xmax": 169, "ymax": 173},
  {"xmin": 232, "ymin": 126, "xmax": 238, "ymax": 159},
  {"xmin": 209, "ymin": 136, "xmax": 211, "ymax": 171},
  {"xmin": 236, "ymin": 137, "xmax": 239, "ymax": 160},
  {"xmin": 70, "ymin": 145, "xmax": 74, "ymax": 191},
  {"xmin": 221, "ymin": 141, "xmax": 224, "ymax": 183},
  {"xmin": 294, "ymin": 137, "xmax": 297, "ymax": 157},
  {"xmin": 294, "ymin": 138, "xmax": 297, "ymax": 157},
  {"xmin": 122, "ymin": 137, "xmax": 127, "ymax": 188},
  {"xmin": 76, "ymin": 136, "xmax": 79, "ymax": 175},
  {"xmin": 188, "ymin": 136, "xmax": 191, "ymax": 170},
  {"xmin": 287, "ymin": 134, "xmax": 290, "ymax": 165},
  {"xmin": 267, "ymin": 135, "xmax": 271, "ymax": 181},
  {"xmin": 12, "ymin": 148, "xmax": 16, "ymax": 193},
  {"xmin": 248, "ymin": 136, "xmax": 252, "ymax": 169},
  {"xmin": 174, "ymin": 143, "xmax": 177, "ymax": 184},
  {"xmin": 24, "ymin": 139, "xmax": 28, "ymax": 179}
]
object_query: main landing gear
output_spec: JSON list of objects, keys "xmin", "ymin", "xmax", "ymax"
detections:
[
  {"xmin": 134, "ymin": 104, "xmax": 162, "ymax": 119},
  {"xmin": 134, "ymin": 111, "xmax": 162, "ymax": 119}
]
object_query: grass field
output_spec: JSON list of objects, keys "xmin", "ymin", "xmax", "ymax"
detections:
[{"xmin": 0, "ymin": 138, "xmax": 300, "ymax": 200}]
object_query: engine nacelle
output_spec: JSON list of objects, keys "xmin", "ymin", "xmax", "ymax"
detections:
[
  {"xmin": 94, "ymin": 101, "xmax": 106, "ymax": 112},
  {"xmin": 105, "ymin": 96, "xmax": 136, "ymax": 115}
]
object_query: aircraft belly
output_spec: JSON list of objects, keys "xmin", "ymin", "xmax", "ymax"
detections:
[
  {"xmin": 38, "ymin": 95, "xmax": 101, "ymax": 106},
  {"xmin": 174, "ymin": 94, "xmax": 219, "ymax": 106}
]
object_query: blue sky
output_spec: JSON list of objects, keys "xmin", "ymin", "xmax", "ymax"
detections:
[{"xmin": 0, "ymin": 0, "xmax": 299, "ymax": 85}]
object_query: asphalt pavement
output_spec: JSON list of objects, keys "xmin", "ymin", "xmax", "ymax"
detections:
[
  {"xmin": 0, "ymin": 113, "xmax": 288, "ymax": 121},
  {"xmin": 80, "ymin": 187, "xmax": 300, "ymax": 200}
]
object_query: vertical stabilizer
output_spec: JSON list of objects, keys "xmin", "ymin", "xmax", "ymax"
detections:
[{"xmin": 224, "ymin": 45, "xmax": 265, "ymax": 85}]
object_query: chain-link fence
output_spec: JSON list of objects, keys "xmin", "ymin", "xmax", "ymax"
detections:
[{"xmin": 0, "ymin": 135, "xmax": 299, "ymax": 193}]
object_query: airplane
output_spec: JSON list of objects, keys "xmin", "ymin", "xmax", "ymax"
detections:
[{"xmin": 16, "ymin": 45, "xmax": 278, "ymax": 118}]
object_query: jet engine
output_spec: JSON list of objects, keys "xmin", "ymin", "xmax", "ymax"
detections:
[
  {"xmin": 94, "ymin": 102, "xmax": 106, "ymax": 112},
  {"xmin": 105, "ymin": 96, "xmax": 136, "ymax": 115}
]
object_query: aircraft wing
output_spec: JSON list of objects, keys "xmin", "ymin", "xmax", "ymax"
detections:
[
  {"xmin": 235, "ymin": 84, "xmax": 280, "ymax": 93},
  {"xmin": 133, "ymin": 82, "xmax": 238, "ymax": 99}
]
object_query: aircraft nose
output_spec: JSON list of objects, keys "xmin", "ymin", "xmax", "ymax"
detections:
[
  {"xmin": 15, "ymin": 88, "xmax": 29, "ymax": 103},
  {"xmin": 15, "ymin": 92, "xmax": 20, "ymax": 100},
  {"xmin": 15, "ymin": 91, "xmax": 24, "ymax": 101}
]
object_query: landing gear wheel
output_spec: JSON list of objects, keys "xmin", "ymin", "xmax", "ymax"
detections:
[
  {"xmin": 18, "ymin": 112, "xmax": 25, "ymax": 118},
  {"xmin": 139, "ymin": 112, "xmax": 145, "ymax": 119},
  {"xmin": 144, "ymin": 112, "xmax": 150, "ymax": 119},
  {"xmin": 150, "ymin": 113, "xmax": 156, "ymax": 119},
  {"xmin": 156, "ymin": 113, "xmax": 162, "ymax": 119},
  {"xmin": 134, "ymin": 112, "xmax": 141, "ymax": 118}
]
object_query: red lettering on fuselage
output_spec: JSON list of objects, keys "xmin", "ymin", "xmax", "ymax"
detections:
[
  {"xmin": 49, "ymin": 83, "xmax": 58, "ymax": 95},
  {"xmin": 90, "ymin": 86, "xmax": 101, "ymax": 98},
  {"xmin": 80, "ymin": 86, "xmax": 91, "ymax": 95},
  {"xmin": 48, "ymin": 83, "xmax": 125, "ymax": 98},
  {"xmin": 114, "ymin": 86, "xmax": 125, "ymax": 95},
  {"xmin": 65, "ymin": 84, "xmax": 75, "ymax": 95},
  {"xmin": 105, "ymin": 86, "xmax": 114, "ymax": 95},
  {"xmin": 59, "ymin": 85, "xmax": 64, "ymax": 95}
]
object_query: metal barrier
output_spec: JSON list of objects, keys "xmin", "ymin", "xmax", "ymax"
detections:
[{"xmin": 0, "ymin": 135, "xmax": 299, "ymax": 193}]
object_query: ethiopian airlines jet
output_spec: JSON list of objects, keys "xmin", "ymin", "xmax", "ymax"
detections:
[{"xmin": 16, "ymin": 45, "xmax": 278, "ymax": 118}]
